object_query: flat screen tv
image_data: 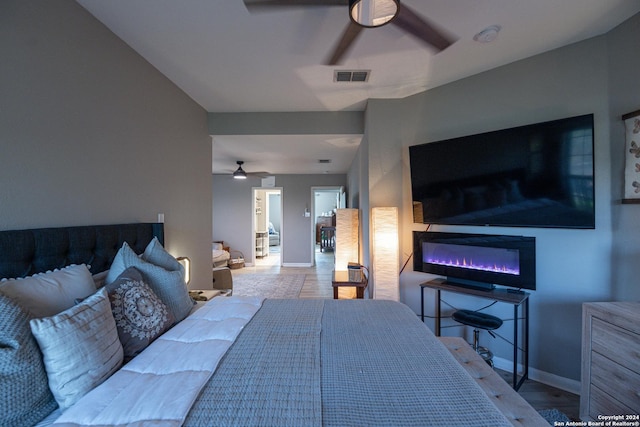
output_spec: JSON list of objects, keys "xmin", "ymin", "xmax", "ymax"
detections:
[{"xmin": 409, "ymin": 114, "xmax": 595, "ymax": 229}]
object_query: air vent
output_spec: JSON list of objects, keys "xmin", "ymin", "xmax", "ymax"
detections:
[
  {"xmin": 318, "ymin": 159, "xmax": 332, "ymax": 164},
  {"xmin": 334, "ymin": 70, "xmax": 370, "ymax": 83}
]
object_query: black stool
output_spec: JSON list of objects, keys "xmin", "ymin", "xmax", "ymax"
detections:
[{"xmin": 452, "ymin": 309, "xmax": 503, "ymax": 367}]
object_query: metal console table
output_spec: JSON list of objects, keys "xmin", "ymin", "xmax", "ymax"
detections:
[{"xmin": 420, "ymin": 278, "xmax": 530, "ymax": 390}]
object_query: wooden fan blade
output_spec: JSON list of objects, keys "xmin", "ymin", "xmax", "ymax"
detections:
[
  {"xmin": 392, "ymin": 4, "xmax": 456, "ymax": 52},
  {"xmin": 326, "ymin": 22, "xmax": 363, "ymax": 65},
  {"xmin": 244, "ymin": 0, "xmax": 348, "ymax": 11}
]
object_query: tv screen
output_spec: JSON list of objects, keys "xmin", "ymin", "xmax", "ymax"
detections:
[{"xmin": 409, "ymin": 114, "xmax": 595, "ymax": 229}]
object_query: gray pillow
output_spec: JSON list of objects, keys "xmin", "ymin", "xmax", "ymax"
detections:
[
  {"xmin": 30, "ymin": 289, "xmax": 123, "ymax": 411},
  {"xmin": 107, "ymin": 242, "xmax": 194, "ymax": 322},
  {"xmin": 0, "ymin": 294, "xmax": 57, "ymax": 426},
  {"xmin": 142, "ymin": 237, "xmax": 185, "ymax": 275},
  {"xmin": 104, "ymin": 267, "xmax": 175, "ymax": 362}
]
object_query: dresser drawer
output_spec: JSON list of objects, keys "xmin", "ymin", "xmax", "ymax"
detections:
[
  {"xmin": 591, "ymin": 317, "xmax": 640, "ymax": 375},
  {"xmin": 581, "ymin": 302, "xmax": 640, "ymax": 421},
  {"xmin": 589, "ymin": 384, "xmax": 636, "ymax": 420},
  {"xmin": 590, "ymin": 351, "xmax": 640, "ymax": 412}
]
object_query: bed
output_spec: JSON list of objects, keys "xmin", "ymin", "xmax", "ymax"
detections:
[{"xmin": 0, "ymin": 223, "xmax": 546, "ymax": 427}]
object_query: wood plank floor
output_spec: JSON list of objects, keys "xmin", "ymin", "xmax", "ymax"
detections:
[{"xmin": 231, "ymin": 245, "xmax": 581, "ymax": 422}]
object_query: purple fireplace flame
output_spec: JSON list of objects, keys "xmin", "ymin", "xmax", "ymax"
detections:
[{"xmin": 423, "ymin": 242, "xmax": 520, "ymax": 276}]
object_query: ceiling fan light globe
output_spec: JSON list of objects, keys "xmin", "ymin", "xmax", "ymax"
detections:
[
  {"xmin": 233, "ymin": 171, "xmax": 247, "ymax": 179},
  {"xmin": 349, "ymin": 0, "xmax": 399, "ymax": 28}
]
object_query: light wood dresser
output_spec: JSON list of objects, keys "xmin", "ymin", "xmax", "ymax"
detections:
[{"xmin": 580, "ymin": 302, "xmax": 640, "ymax": 421}]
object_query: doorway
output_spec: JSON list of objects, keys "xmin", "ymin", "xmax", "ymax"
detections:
[
  {"xmin": 253, "ymin": 187, "xmax": 283, "ymax": 267},
  {"xmin": 311, "ymin": 186, "xmax": 345, "ymax": 267}
]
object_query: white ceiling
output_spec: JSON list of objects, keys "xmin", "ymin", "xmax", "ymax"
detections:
[{"xmin": 77, "ymin": 0, "xmax": 640, "ymax": 175}]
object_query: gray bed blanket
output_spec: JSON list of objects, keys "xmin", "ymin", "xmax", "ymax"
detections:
[
  {"xmin": 185, "ymin": 299, "xmax": 512, "ymax": 427},
  {"xmin": 184, "ymin": 299, "xmax": 323, "ymax": 426}
]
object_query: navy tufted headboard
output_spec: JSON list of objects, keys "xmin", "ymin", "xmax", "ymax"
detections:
[{"xmin": 0, "ymin": 223, "xmax": 164, "ymax": 279}]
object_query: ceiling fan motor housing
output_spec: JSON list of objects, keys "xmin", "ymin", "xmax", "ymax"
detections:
[{"xmin": 233, "ymin": 161, "xmax": 247, "ymax": 179}]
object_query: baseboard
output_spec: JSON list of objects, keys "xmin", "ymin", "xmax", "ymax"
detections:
[
  {"xmin": 493, "ymin": 356, "xmax": 581, "ymax": 395},
  {"xmin": 282, "ymin": 262, "xmax": 313, "ymax": 267}
]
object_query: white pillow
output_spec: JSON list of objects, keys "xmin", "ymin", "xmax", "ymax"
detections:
[
  {"xmin": 106, "ymin": 243, "xmax": 193, "ymax": 322},
  {"xmin": 29, "ymin": 288, "xmax": 123, "ymax": 411},
  {"xmin": 0, "ymin": 264, "xmax": 96, "ymax": 318}
]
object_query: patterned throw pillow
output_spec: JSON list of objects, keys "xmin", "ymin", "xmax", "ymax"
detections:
[
  {"xmin": 104, "ymin": 267, "xmax": 175, "ymax": 362},
  {"xmin": 106, "ymin": 242, "xmax": 194, "ymax": 322},
  {"xmin": 0, "ymin": 294, "xmax": 58, "ymax": 426}
]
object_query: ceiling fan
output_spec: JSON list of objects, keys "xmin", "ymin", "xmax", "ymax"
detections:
[
  {"xmin": 243, "ymin": 0, "xmax": 456, "ymax": 65},
  {"xmin": 232, "ymin": 161, "xmax": 271, "ymax": 180}
]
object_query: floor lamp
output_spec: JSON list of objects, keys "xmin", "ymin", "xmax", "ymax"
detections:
[{"xmin": 372, "ymin": 207, "xmax": 399, "ymax": 301}]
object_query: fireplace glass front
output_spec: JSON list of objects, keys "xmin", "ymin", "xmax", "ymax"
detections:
[{"xmin": 413, "ymin": 231, "xmax": 536, "ymax": 291}]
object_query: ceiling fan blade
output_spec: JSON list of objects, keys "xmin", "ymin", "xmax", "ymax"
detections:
[
  {"xmin": 392, "ymin": 4, "xmax": 456, "ymax": 52},
  {"xmin": 249, "ymin": 171, "xmax": 272, "ymax": 178},
  {"xmin": 326, "ymin": 22, "xmax": 363, "ymax": 65},
  {"xmin": 244, "ymin": 0, "xmax": 348, "ymax": 11}
]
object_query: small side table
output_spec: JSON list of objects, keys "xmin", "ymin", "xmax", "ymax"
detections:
[{"xmin": 332, "ymin": 270, "xmax": 368, "ymax": 299}]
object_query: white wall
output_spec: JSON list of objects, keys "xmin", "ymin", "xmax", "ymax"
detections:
[
  {"xmin": 315, "ymin": 192, "xmax": 338, "ymax": 217},
  {"xmin": 363, "ymin": 35, "xmax": 615, "ymax": 383},
  {"xmin": 0, "ymin": 0, "xmax": 212, "ymax": 286}
]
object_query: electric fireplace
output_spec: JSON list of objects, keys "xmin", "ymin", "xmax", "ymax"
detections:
[{"xmin": 413, "ymin": 231, "xmax": 536, "ymax": 291}]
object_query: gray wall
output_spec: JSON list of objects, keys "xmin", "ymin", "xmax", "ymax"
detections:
[
  {"xmin": 212, "ymin": 174, "xmax": 346, "ymax": 266},
  {"xmin": 208, "ymin": 112, "xmax": 364, "ymax": 135},
  {"xmin": 0, "ymin": 0, "xmax": 213, "ymax": 286},
  {"xmin": 356, "ymin": 17, "xmax": 640, "ymax": 386},
  {"xmin": 211, "ymin": 175, "xmax": 260, "ymax": 258},
  {"xmin": 608, "ymin": 13, "xmax": 640, "ymax": 301}
]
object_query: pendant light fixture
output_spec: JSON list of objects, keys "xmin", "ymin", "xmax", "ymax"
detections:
[
  {"xmin": 233, "ymin": 161, "xmax": 247, "ymax": 180},
  {"xmin": 349, "ymin": 0, "xmax": 399, "ymax": 28}
]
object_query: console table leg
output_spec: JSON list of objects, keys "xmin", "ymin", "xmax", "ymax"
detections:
[
  {"xmin": 435, "ymin": 289, "xmax": 441, "ymax": 337},
  {"xmin": 421, "ymin": 286, "xmax": 425, "ymax": 322},
  {"xmin": 513, "ymin": 304, "xmax": 518, "ymax": 389}
]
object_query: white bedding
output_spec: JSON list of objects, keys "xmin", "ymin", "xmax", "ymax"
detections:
[{"xmin": 51, "ymin": 296, "xmax": 263, "ymax": 427}]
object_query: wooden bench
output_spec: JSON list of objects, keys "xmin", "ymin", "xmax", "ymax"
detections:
[{"xmin": 440, "ymin": 337, "xmax": 547, "ymax": 427}]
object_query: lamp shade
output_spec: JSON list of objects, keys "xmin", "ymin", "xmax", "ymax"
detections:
[
  {"xmin": 371, "ymin": 207, "xmax": 399, "ymax": 301},
  {"xmin": 176, "ymin": 256, "xmax": 191, "ymax": 285},
  {"xmin": 335, "ymin": 208, "xmax": 359, "ymax": 271},
  {"xmin": 349, "ymin": 0, "xmax": 398, "ymax": 28}
]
